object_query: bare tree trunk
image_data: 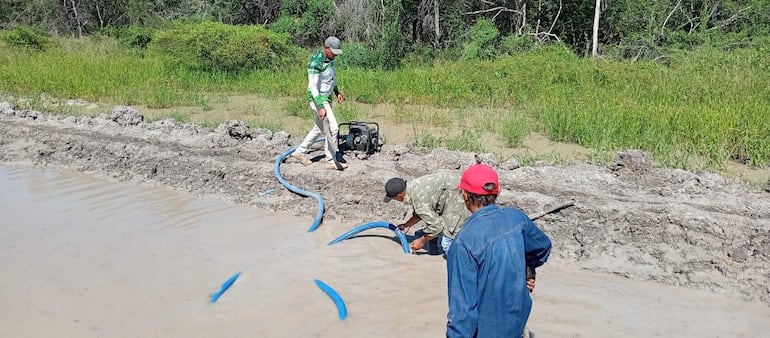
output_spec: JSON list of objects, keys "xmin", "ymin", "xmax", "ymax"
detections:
[
  {"xmin": 520, "ymin": 2, "xmax": 526, "ymax": 35},
  {"xmin": 95, "ymin": 3, "xmax": 104, "ymax": 30},
  {"xmin": 535, "ymin": 0, "xmax": 542, "ymax": 36},
  {"xmin": 532, "ymin": 0, "xmax": 562, "ymax": 44},
  {"xmin": 433, "ymin": 0, "xmax": 440, "ymax": 47},
  {"xmin": 591, "ymin": 0, "xmax": 601, "ymax": 57},
  {"xmin": 68, "ymin": 0, "xmax": 83, "ymax": 38}
]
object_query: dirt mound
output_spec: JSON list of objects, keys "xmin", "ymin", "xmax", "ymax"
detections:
[
  {"xmin": 609, "ymin": 149, "xmax": 653, "ymax": 174},
  {"xmin": 1, "ymin": 103, "xmax": 768, "ymax": 305}
]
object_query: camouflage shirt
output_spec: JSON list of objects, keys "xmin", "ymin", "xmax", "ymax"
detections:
[{"xmin": 403, "ymin": 172, "xmax": 471, "ymax": 239}]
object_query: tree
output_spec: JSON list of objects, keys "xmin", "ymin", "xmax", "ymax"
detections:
[
  {"xmin": 378, "ymin": 0, "xmax": 406, "ymax": 69},
  {"xmin": 591, "ymin": 0, "xmax": 601, "ymax": 56}
]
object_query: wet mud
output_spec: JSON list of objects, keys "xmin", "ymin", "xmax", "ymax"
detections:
[{"xmin": 1, "ymin": 102, "xmax": 768, "ymax": 305}]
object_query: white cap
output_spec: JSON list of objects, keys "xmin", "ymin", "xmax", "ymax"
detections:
[{"xmin": 324, "ymin": 36, "xmax": 343, "ymax": 55}]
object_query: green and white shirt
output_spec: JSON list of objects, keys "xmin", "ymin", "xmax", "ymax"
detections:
[{"xmin": 307, "ymin": 50, "xmax": 339, "ymax": 108}]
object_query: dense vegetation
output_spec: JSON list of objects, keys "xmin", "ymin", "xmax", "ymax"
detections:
[
  {"xmin": 0, "ymin": 1, "xmax": 768, "ymax": 170},
  {"xmin": 1, "ymin": 0, "xmax": 768, "ymax": 63}
]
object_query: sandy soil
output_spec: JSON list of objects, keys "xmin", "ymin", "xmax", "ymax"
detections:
[
  {"xmin": 2, "ymin": 164, "xmax": 769, "ymax": 338},
  {"xmin": 1, "ymin": 103, "xmax": 769, "ymax": 334}
]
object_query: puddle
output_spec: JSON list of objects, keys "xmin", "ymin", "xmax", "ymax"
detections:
[
  {"xmin": 0, "ymin": 164, "xmax": 444, "ymax": 337},
  {"xmin": 1, "ymin": 164, "xmax": 768, "ymax": 338}
]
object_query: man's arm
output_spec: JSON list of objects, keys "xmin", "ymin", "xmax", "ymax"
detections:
[
  {"xmin": 446, "ymin": 242, "xmax": 479, "ymax": 338},
  {"xmin": 334, "ymin": 85, "xmax": 345, "ymax": 103},
  {"xmin": 308, "ymin": 74, "xmax": 320, "ymax": 96},
  {"xmin": 412, "ymin": 201, "xmax": 445, "ymax": 239},
  {"xmin": 526, "ymin": 266, "xmax": 536, "ymax": 293},
  {"xmin": 409, "ymin": 201, "xmax": 446, "ymax": 250},
  {"xmin": 308, "ymin": 72, "xmax": 329, "ymax": 114},
  {"xmin": 397, "ymin": 213, "xmax": 421, "ymax": 233},
  {"xmin": 307, "ymin": 59, "xmax": 328, "ymax": 116},
  {"xmin": 522, "ymin": 217, "xmax": 552, "ymax": 269}
]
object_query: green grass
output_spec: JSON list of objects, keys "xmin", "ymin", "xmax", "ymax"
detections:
[
  {"xmin": 199, "ymin": 119, "xmax": 222, "ymax": 130},
  {"xmin": 416, "ymin": 133, "xmax": 441, "ymax": 149},
  {"xmin": 283, "ymin": 97, "xmax": 311, "ymax": 118},
  {"xmin": 1, "ymin": 38, "xmax": 768, "ymax": 169},
  {"xmin": 533, "ymin": 48, "xmax": 770, "ymax": 168},
  {"xmin": 281, "ymin": 95, "xmax": 359, "ymax": 122},
  {"xmin": 252, "ymin": 120, "xmax": 283, "ymax": 132},
  {"xmin": 334, "ymin": 103, "xmax": 360, "ymax": 123},
  {"xmin": 515, "ymin": 151, "xmax": 573, "ymax": 167},
  {"xmin": 500, "ymin": 113, "xmax": 531, "ymax": 148},
  {"xmin": 446, "ymin": 130, "xmax": 485, "ymax": 153},
  {"xmin": 169, "ymin": 111, "xmax": 190, "ymax": 123}
]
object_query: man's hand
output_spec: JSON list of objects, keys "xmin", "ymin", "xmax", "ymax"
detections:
[
  {"xmin": 318, "ymin": 108, "xmax": 327, "ymax": 120},
  {"xmin": 397, "ymin": 223, "xmax": 412, "ymax": 234},
  {"xmin": 527, "ymin": 278, "xmax": 536, "ymax": 293},
  {"xmin": 410, "ymin": 235, "xmax": 428, "ymax": 251},
  {"xmin": 336, "ymin": 93, "xmax": 346, "ymax": 104}
]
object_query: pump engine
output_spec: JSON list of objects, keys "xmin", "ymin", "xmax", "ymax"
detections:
[{"xmin": 337, "ymin": 121, "xmax": 383, "ymax": 158}]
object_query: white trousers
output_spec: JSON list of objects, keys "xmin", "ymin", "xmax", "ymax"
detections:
[{"xmin": 294, "ymin": 101, "xmax": 339, "ymax": 162}]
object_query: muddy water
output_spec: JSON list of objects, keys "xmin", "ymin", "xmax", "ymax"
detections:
[
  {"xmin": 0, "ymin": 164, "xmax": 447, "ymax": 338},
  {"xmin": 1, "ymin": 164, "xmax": 769, "ymax": 338}
]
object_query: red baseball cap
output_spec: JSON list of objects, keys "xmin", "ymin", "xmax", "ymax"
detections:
[{"xmin": 458, "ymin": 164, "xmax": 500, "ymax": 195}]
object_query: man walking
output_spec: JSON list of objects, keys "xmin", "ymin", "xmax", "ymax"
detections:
[
  {"xmin": 291, "ymin": 36, "xmax": 347, "ymax": 170},
  {"xmin": 446, "ymin": 164, "xmax": 552, "ymax": 338},
  {"xmin": 383, "ymin": 172, "xmax": 470, "ymax": 253}
]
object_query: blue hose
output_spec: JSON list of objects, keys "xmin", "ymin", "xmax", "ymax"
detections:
[
  {"xmin": 210, "ymin": 272, "xmax": 241, "ymax": 303},
  {"xmin": 274, "ymin": 142, "xmax": 326, "ymax": 232},
  {"xmin": 328, "ymin": 221, "xmax": 411, "ymax": 254},
  {"xmin": 314, "ymin": 278, "xmax": 348, "ymax": 320}
]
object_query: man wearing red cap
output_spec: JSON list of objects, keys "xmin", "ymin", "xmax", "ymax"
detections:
[{"xmin": 446, "ymin": 164, "xmax": 552, "ymax": 338}]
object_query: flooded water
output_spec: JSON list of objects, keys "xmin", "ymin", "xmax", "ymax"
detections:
[
  {"xmin": 0, "ymin": 164, "xmax": 448, "ymax": 338},
  {"xmin": 1, "ymin": 164, "xmax": 769, "ymax": 338}
]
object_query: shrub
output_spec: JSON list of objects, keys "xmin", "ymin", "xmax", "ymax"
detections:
[
  {"xmin": 378, "ymin": 22, "xmax": 406, "ymax": 70},
  {"xmin": 401, "ymin": 43, "xmax": 437, "ymax": 67},
  {"xmin": 499, "ymin": 34, "xmax": 535, "ymax": 55},
  {"xmin": 333, "ymin": 42, "xmax": 378, "ymax": 69},
  {"xmin": 532, "ymin": 42, "xmax": 580, "ymax": 61},
  {"xmin": 113, "ymin": 25, "xmax": 156, "ymax": 50},
  {"xmin": 0, "ymin": 25, "xmax": 55, "ymax": 51},
  {"xmin": 462, "ymin": 19, "xmax": 499, "ymax": 61},
  {"xmin": 377, "ymin": 0, "xmax": 406, "ymax": 70},
  {"xmin": 270, "ymin": 0, "xmax": 335, "ymax": 47},
  {"xmin": 149, "ymin": 21, "xmax": 301, "ymax": 72},
  {"xmin": 667, "ymin": 30, "xmax": 706, "ymax": 50},
  {"xmin": 270, "ymin": 16, "xmax": 299, "ymax": 38}
]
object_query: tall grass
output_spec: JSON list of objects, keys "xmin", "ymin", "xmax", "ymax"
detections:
[
  {"xmin": 1, "ymin": 39, "xmax": 768, "ymax": 168},
  {"xmin": 533, "ymin": 47, "xmax": 770, "ymax": 168}
]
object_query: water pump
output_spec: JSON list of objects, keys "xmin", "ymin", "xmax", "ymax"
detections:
[{"xmin": 337, "ymin": 121, "xmax": 383, "ymax": 158}]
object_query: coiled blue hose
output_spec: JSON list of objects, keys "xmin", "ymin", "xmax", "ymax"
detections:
[
  {"xmin": 314, "ymin": 278, "xmax": 348, "ymax": 320},
  {"xmin": 328, "ymin": 221, "xmax": 411, "ymax": 254},
  {"xmin": 274, "ymin": 142, "xmax": 326, "ymax": 232}
]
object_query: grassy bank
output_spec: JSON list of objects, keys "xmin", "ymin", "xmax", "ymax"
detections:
[{"xmin": 1, "ymin": 38, "xmax": 768, "ymax": 169}]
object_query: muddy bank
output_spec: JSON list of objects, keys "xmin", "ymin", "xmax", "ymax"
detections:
[{"xmin": 1, "ymin": 103, "xmax": 768, "ymax": 305}]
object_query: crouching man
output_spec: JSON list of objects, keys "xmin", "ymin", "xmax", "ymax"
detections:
[{"xmin": 383, "ymin": 172, "xmax": 470, "ymax": 253}]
